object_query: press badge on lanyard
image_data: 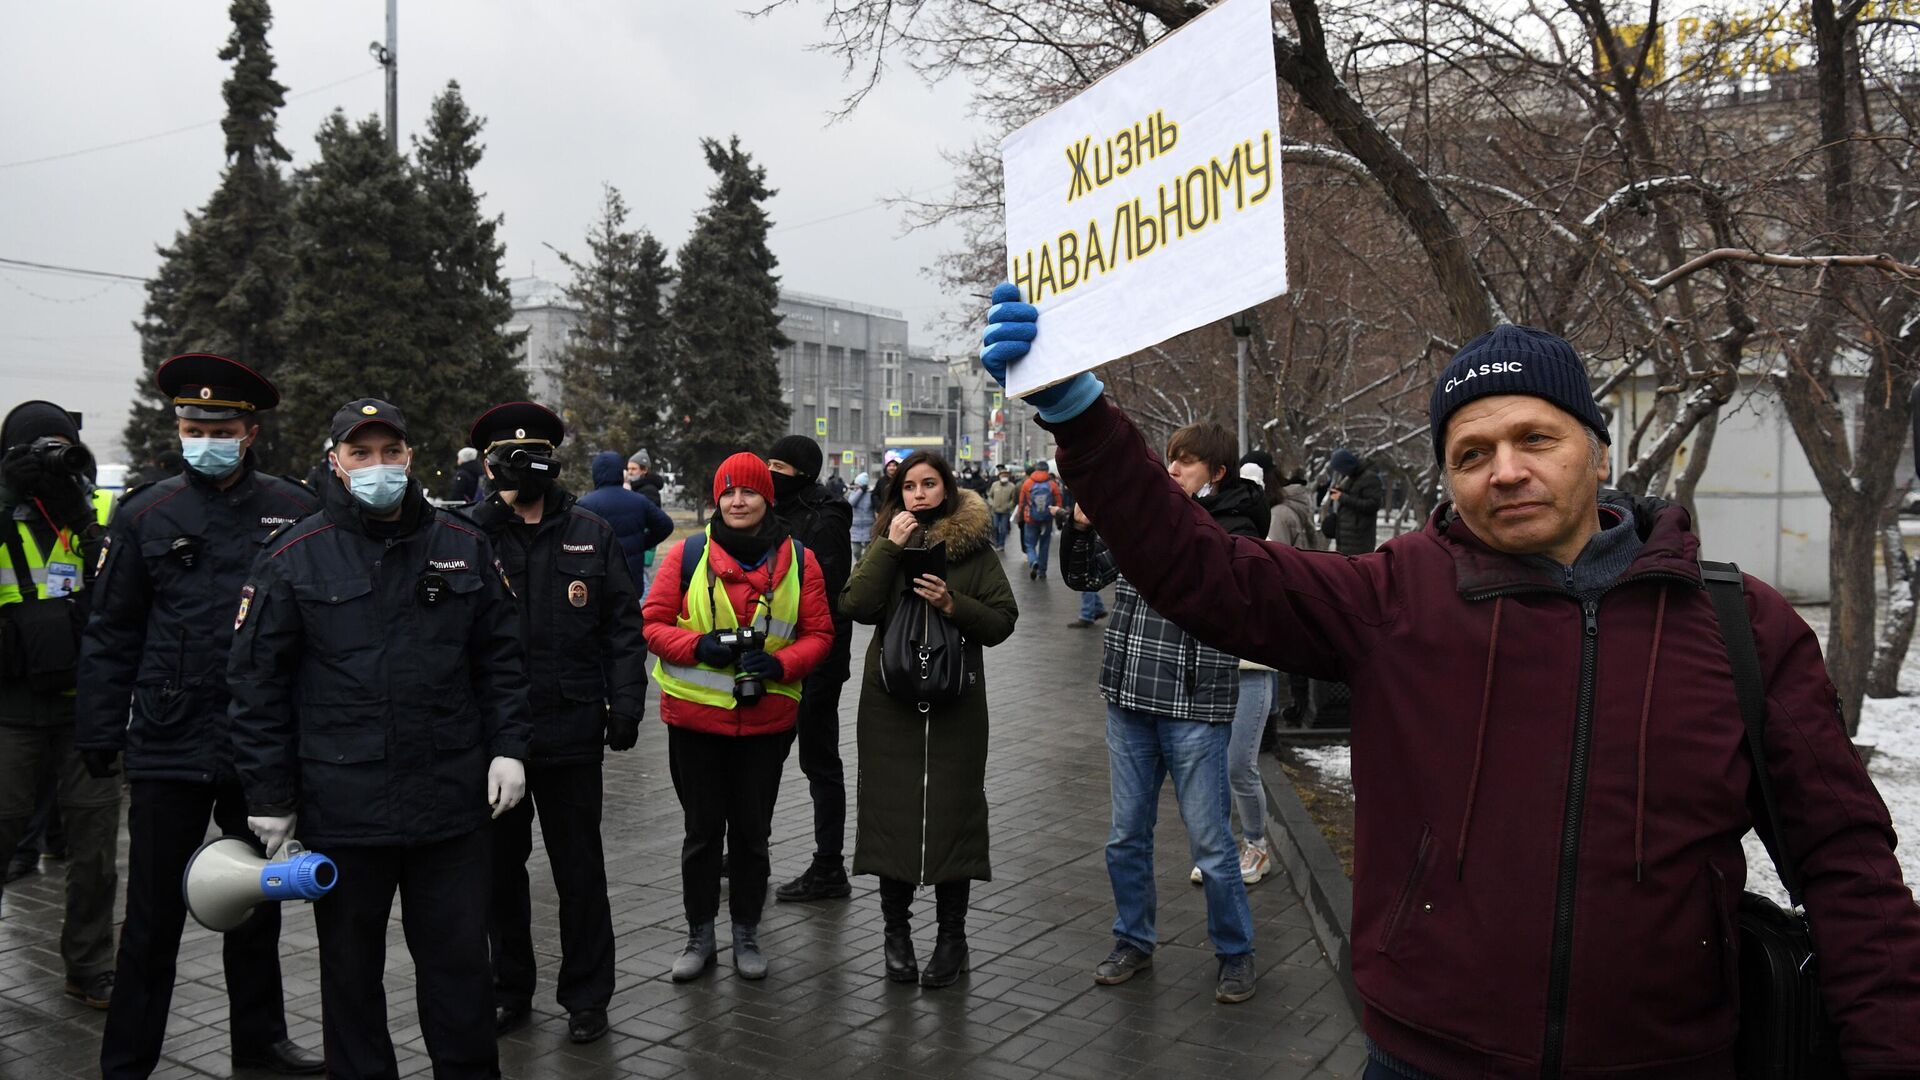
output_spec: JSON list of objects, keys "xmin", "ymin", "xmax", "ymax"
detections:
[{"xmin": 46, "ymin": 562, "xmax": 79, "ymax": 597}]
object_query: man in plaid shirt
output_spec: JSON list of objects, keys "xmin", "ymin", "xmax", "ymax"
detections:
[{"xmin": 1061, "ymin": 421, "xmax": 1269, "ymax": 1007}]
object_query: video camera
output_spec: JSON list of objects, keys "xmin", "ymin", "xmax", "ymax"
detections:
[{"xmin": 715, "ymin": 625, "xmax": 766, "ymax": 704}]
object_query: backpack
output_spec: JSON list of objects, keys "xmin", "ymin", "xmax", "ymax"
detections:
[
  {"xmin": 879, "ymin": 589, "xmax": 971, "ymax": 712},
  {"xmin": 1027, "ymin": 479, "xmax": 1055, "ymax": 522}
]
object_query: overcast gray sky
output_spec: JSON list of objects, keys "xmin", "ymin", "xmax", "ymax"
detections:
[{"xmin": 0, "ymin": 1, "xmax": 979, "ymax": 458}]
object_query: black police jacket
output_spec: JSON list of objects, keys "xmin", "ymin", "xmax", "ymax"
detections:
[
  {"xmin": 466, "ymin": 488, "xmax": 647, "ymax": 765},
  {"xmin": 772, "ymin": 481, "xmax": 853, "ymax": 683},
  {"xmin": 75, "ymin": 463, "xmax": 317, "ymax": 780},
  {"xmin": 226, "ymin": 479, "xmax": 533, "ymax": 848}
]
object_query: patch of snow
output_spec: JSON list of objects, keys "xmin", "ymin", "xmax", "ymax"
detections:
[{"xmin": 1294, "ymin": 745, "xmax": 1353, "ymax": 793}]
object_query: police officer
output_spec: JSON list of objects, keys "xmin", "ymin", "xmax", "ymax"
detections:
[
  {"xmin": 0, "ymin": 399, "xmax": 119, "ymax": 1010},
  {"xmin": 226, "ymin": 398, "xmax": 533, "ymax": 1080},
  {"xmin": 466, "ymin": 403, "xmax": 646, "ymax": 1045},
  {"xmin": 76, "ymin": 355, "xmax": 324, "ymax": 1077}
]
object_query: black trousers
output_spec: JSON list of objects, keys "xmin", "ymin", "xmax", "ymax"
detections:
[
  {"xmin": 101, "ymin": 780, "xmax": 289, "ymax": 1079},
  {"xmin": 667, "ymin": 725, "xmax": 794, "ymax": 927},
  {"xmin": 794, "ymin": 673, "xmax": 847, "ymax": 866},
  {"xmin": 487, "ymin": 761, "xmax": 614, "ymax": 1014},
  {"xmin": 315, "ymin": 829, "xmax": 495, "ymax": 1080}
]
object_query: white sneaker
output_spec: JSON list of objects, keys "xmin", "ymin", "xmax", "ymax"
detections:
[
  {"xmin": 1240, "ymin": 840, "xmax": 1272, "ymax": 884},
  {"xmin": 1189, "ymin": 865, "xmax": 1203, "ymax": 886}
]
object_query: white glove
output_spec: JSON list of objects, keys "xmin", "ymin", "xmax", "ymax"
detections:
[
  {"xmin": 487, "ymin": 757, "xmax": 526, "ymax": 819},
  {"xmin": 248, "ymin": 814, "xmax": 296, "ymax": 859}
]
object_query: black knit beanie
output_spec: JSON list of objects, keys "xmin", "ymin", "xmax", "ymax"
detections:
[
  {"xmin": 767, "ymin": 435, "xmax": 824, "ymax": 482},
  {"xmin": 1, "ymin": 400, "xmax": 80, "ymax": 451},
  {"xmin": 1429, "ymin": 326, "xmax": 1611, "ymax": 464}
]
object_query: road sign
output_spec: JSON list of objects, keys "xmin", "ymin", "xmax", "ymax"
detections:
[
  {"xmin": 959, "ymin": 444, "xmax": 974, "ymax": 460},
  {"xmin": 815, "ymin": 417, "xmax": 828, "ymax": 436},
  {"xmin": 887, "ymin": 401, "xmax": 902, "ymax": 417},
  {"xmin": 841, "ymin": 450, "xmax": 855, "ymax": 464}
]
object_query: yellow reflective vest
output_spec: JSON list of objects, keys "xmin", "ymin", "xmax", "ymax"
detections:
[
  {"xmin": 652, "ymin": 530, "xmax": 805, "ymax": 709},
  {"xmin": 0, "ymin": 488, "xmax": 113, "ymax": 606}
]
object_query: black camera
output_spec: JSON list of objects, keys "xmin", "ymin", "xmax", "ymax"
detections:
[
  {"xmin": 31, "ymin": 437, "xmax": 94, "ymax": 480},
  {"xmin": 715, "ymin": 625, "xmax": 766, "ymax": 704}
]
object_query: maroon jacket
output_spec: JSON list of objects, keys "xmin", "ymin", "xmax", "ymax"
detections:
[{"xmin": 1049, "ymin": 397, "xmax": 1920, "ymax": 1079}]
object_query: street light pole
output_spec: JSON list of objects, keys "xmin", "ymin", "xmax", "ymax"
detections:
[
  {"xmin": 1230, "ymin": 311, "xmax": 1254, "ymax": 452},
  {"xmin": 370, "ymin": 0, "xmax": 398, "ymax": 152}
]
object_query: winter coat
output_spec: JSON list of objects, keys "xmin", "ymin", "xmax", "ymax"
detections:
[
  {"xmin": 226, "ymin": 481, "xmax": 532, "ymax": 848},
  {"xmin": 1046, "ymin": 396, "xmax": 1920, "ymax": 1080},
  {"xmin": 467, "ymin": 488, "xmax": 648, "ymax": 765},
  {"xmin": 1325, "ymin": 459, "xmax": 1384, "ymax": 554},
  {"xmin": 76, "ymin": 464, "xmax": 318, "ymax": 781},
  {"xmin": 772, "ymin": 479, "xmax": 854, "ymax": 682},
  {"xmin": 1016, "ymin": 473, "xmax": 1061, "ymax": 526},
  {"xmin": 451, "ymin": 459, "xmax": 483, "ymax": 505},
  {"xmin": 847, "ymin": 486, "xmax": 876, "ymax": 543},
  {"xmin": 1268, "ymin": 482, "xmax": 1322, "ymax": 550},
  {"xmin": 577, "ymin": 451, "xmax": 675, "ymax": 588},
  {"xmin": 842, "ymin": 490, "xmax": 1017, "ymax": 884},
  {"xmin": 1062, "ymin": 476, "xmax": 1266, "ymax": 722},
  {"xmin": 985, "ymin": 478, "xmax": 1019, "ymax": 515},
  {"xmin": 641, "ymin": 529, "xmax": 834, "ymax": 738}
]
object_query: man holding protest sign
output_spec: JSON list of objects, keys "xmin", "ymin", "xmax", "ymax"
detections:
[{"xmin": 982, "ymin": 0, "xmax": 1920, "ymax": 1074}]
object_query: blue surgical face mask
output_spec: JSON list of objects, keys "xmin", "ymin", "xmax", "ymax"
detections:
[
  {"xmin": 180, "ymin": 436, "xmax": 243, "ymax": 478},
  {"xmin": 344, "ymin": 463, "xmax": 409, "ymax": 512}
]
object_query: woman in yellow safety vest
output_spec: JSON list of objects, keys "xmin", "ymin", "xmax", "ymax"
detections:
[{"xmin": 642, "ymin": 451, "xmax": 833, "ymax": 984}]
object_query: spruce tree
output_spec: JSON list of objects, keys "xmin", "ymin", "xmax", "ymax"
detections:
[
  {"xmin": 278, "ymin": 112, "xmax": 438, "ymax": 478},
  {"xmin": 413, "ymin": 82, "xmax": 528, "ymax": 460},
  {"xmin": 668, "ymin": 137, "xmax": 790, "ymax": 502},
  {"xmin": 124, "ymin": 0, "xmax": 295, "ymax": 471},
  {"xmin": 553, "ymin": 184, "xmax": 675, "ymax": 464}
]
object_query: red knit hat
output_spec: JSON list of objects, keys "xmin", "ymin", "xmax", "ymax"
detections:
[{"xmin": 712, "ymin": 451, "xmax": 776, "ymax": 505}]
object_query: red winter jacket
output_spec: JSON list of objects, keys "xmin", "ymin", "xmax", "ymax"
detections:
[
  {"xmin": 642, "ymin": 534, "xmax": 834, "ymax": 737},
  {"xmin": 1048, "ymin": 396, "xmax": 1920, "ymax": 1079}
]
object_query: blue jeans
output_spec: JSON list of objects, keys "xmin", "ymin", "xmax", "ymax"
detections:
[
  {"xmin": 1080, "ymin": 591, "xmax": 1107, "ymax": 620},
  {"xmin": 1105, "ymin": 705, "xmax": 1254, "ymax": 958},
  {"xmin": 992, "ymin": 511, "xmax": 1011, "ymax": 549},
  {"xmin": 1229, "ymin": 671, "xmax": 1276, "ymax": 846},
  {"xmin": 1023, "ymin": 523, "xmax": 1052, "ymax": 575}
]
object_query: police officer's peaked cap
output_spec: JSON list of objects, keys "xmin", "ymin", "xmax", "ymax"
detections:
[
  {"xmin": 157, "ymin": 353, "xmax": 279, "ymax": 420},
  {"xmin": 329, "ymin": 398, "xmax": 408, "ymax": 444},
  {"xmin": 470, "ymin": 402, "xmax": 565, "ymax": 453}
]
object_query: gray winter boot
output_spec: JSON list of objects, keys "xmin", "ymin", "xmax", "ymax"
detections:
[
  {"xmin": 671, "ymin": 921, "xmax": 716, "ymax": 982},
  {"xmin": 732, "ymin": 923, "xmax": 768, "ymax": 980}
]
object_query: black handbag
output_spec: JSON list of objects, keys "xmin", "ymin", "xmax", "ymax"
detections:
[
  {"xmin": 879, "ymin": 589, "xmax": 971, "ymax": 713},
  {"xmin": 1700, "ymin": 560, "xmax": 1845, "ymax": 1079}
]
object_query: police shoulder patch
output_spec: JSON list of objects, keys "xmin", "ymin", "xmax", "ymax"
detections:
[{"xmin": 234, "ymin": 584, "xmax": 256, "ymax": 631}]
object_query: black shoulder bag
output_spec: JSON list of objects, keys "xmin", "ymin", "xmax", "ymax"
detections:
[
  {"xmin": 1699, "ymin": 559, "xmax": 1845, "ymax": 1080},
  {"xmin": 879, "ymin": 580, "xmax": 971, "ymax": 713}
]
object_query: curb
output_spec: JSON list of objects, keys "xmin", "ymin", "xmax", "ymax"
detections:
[{"xmin": 1261, "ymin": 762, "xmax": 1362, "ymax": 1018}]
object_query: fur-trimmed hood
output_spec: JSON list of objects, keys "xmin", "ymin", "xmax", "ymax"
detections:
[{"xmin": 912, "ymin": 488, "xmax": 994, "ymax": 561}]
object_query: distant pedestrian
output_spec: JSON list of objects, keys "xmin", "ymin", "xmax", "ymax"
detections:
[
  {"xmin": 579, "ymin": 451, "xmax": 675, "ymax": 597},
  {"xmin": 843, "ymin": 452, "xmax": 1017, "ymax": 988},
  {"xmin": 644, "ymin": 453, "xmax": 833, "ymax": 983},
  {"xmin": 626, "ymin": 450, "xmax": 664, "ymax": 505},
  {"xmin": 873, "ymin": 450, "xmax": 904, "ymax": 507},
  {"xmin": 1061, "ymin": 421, "xmax": 1263, "ymax": 1006},
  {"xmin": 1260, "ymin": 465, "xmax": 1321, "ymax": 739},
  {"xmin": 847, "ymin": 473, "xmax": 876, "ymax": 563},
  {"xmin": 1016, "ymin": 464, "xmax": 1061, "ymax": 580},
  {"xmin": 451, "ymin": 446, "xmax": 483, "ymax": 505},
  {"xmin": 984, "ymin": 465, "xmax": 1017, "ymax": 551},
  {"xmin": 825, "ymin": 468, "xmax": 847, "ymax": 498},
  {"xmin": 302, "ymin": 438, "xmax": 332, "ymax": 495},
  {"xmin": 1322, "ymin": 447, "xmax": 1383, "ymax": 555}
]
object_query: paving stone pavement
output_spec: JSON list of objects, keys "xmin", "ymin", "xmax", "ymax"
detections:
[{"xmin": 0, "ymin": 546, "xmax": 1363, "ymax": 1079}]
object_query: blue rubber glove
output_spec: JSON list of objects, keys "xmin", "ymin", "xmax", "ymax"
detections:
[
  {"xmin": 737, "ymin": 649, "xmax": 784, "ymax": 681},
  {"xmin": 979, "ymin": 283, "xmax": 1105, "ymax": 422}
]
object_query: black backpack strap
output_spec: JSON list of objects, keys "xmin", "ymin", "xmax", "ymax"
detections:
[
  {"xmin": 1700, "ymin": 557, "xmax": 1804, "ymax": 902},
  {"xmin": 678, "ymin": 533, "xmax": 706, "ymax": 595}
]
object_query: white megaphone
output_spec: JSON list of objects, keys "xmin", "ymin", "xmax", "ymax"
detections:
[{"xmin": 183, "ymin": 836, "xmax": 338, "ymax": 932}]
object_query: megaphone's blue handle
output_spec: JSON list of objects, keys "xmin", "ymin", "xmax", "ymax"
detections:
[{"xmin": 259, "ymin": 850, "xmax": 337, "ymax": 902}]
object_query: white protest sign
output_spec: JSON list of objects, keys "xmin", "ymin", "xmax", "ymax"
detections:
[{"xmin": 998, "ymin": 0, "xmax": 1287, "ymax": 395}]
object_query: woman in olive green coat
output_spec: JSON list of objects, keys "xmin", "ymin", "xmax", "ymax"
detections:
[{"xmin": 841, "ymin": 451, "xmax": 1017, "ymax": 988}]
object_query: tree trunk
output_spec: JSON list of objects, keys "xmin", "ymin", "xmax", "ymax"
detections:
[
  {"xmin": 1828, "ymin": 496, "xmax": 1882, "ymax": 734},
  {"xmin": 1867, "ymin": 513, "xmax": 1917, "ymax": 698},
  {"xmin": 1671, "ymin": 408, "xmax": 1718, "ymax": 533}
]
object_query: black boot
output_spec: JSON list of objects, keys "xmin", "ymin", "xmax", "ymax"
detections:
[
  {"xmin": 920, "ymin": 881, "xmax": 970, "ymax": 988},
  {"xmin": 879, "ymin": 877, "xmax": 918, "ymax": 983}
]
